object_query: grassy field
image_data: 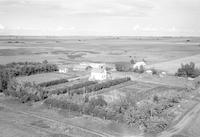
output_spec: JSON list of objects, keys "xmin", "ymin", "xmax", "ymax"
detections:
[
  {"xmin": 16, "ymin": 71, "xmax": 89, "ymax": 84},
  {"xmin": 16, "ymin": 72, "xmax": 75, "ymax": 84},
  {"xmin": 147, "ymin": 54, "xmax": 200, "ymax": 74},
  {"xmin": 1, "ymin": 36, "xmax": 200, "ymax": 68}
]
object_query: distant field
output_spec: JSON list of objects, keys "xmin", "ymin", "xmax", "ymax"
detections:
[
  {"xmin": 147, "ymin": 54, "xmax": 200, "ymax": 74},
  {"xmin": 0, "ymin": 36, "xmax": 200, "ymax": 66}
]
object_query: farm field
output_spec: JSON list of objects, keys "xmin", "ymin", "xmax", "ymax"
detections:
[
  {"xmin": 147, "ymin": 54, "xmax": 200, "ymax": 74},
  {"xmin": 1, "ymin": 36, "xmax": 200, "ymax": 137},
  {"xmin": 1, "ymin": 36, "xmax": 200, "ymax": 72}
]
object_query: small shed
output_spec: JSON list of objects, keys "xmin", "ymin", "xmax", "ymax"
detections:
[{"xmin": 133, "ymin": 61, "xmax": 146, "ymax": 69}]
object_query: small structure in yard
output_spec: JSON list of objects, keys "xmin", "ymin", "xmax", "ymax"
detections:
[
  {"xmin": 188, "ymin": 77, "xmax": 194, "ymax": 81},
  {"xmin": 58, "ymin": 65, "xmax": 68, "ymax": 73},
  {"xmin": 159, "ymin": 71, "xmax": 167, "ymax": 77},
  {"xmin": 133, "ymin": 61, "xmax": 146, "ymax": 69},
  {"xmin": 161, "ymin": 72, "xmax": 167, "ymax": 75},
  {"xmin": 146, "ymin": 70, "xmax": 153, "ymax": 75},
  {"xmin": 89, "ymin": 65, "xmax": 107, "ymax": 81},
  {"xmin": 59, "ymin": 68, "xmax": 68, "ymax": 73}
]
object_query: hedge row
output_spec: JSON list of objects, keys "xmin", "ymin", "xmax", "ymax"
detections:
[
  {"xmin": 44, "ymin": 98, "xmax": 82, "ymax": 112},
  {"xmin": 38, "ymin": 78, "xmax": 69, "ymax": 87},
  {"xmin": 0, "ymin": 61, "xmax": 58, "ymax": 92},
  {"xmin": 6, "ymin": 77, "xmax": 130, "ymax": 103},
  {"xmin": 44, "ymin": 96, "xmax": 124, "ymax": 122},
  {"xmin": 70, "ymin": 77, "xmax": 131, "ymax": 95},
  {"xmin": 6, "ymin": 80, "xmax": 97, "ymax": 103},
  {"xmin": 6, "ymin": 81, "xmax": 47, "ymax": 103},
  {"xmin": 49, "ymin": 81, "xmax": 98, "ymax": 95}
]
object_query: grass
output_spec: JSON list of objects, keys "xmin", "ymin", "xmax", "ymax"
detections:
[
  {"xmin": 16, "ymin": 72, "xmax": 77, "ymax": 84},
  {"xmin": 1, "ymin": 36, "xmax": 200, "ymax": 65}
]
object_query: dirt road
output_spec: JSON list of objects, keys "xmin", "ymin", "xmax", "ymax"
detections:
[{"xmin": 158, "ymin": 100, "xmax": 200, "ymax": 137}]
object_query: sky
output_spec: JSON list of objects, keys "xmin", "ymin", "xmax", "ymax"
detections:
[{"xmin": 0, "ymin": 0, "xmax": 200, "ymax": 36}]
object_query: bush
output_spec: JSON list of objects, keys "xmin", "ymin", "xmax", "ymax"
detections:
[
  {"xmin": 6, "ymin": 80, "xmax": 46, "ymax": 103},
  {"xmin": 70, "ymin": 77, "xmax": 131, "ymax": 95},
  {"xmin": 175, "ymin": 62, "xmax": 200, "ymax": 78},
  {"xmin": 115, "ymin": 62, "xmax": 132, "ymax": 72},
  {"xmin": 50, "ymin": 81, "xmax": 97, "ymax": 95},
  {"xmin": 44, "ymin": 95, "xmax": 108, "ymax": 116},
  {"xmin": 151, "ymin": 68, "xmax": 159, "ymax": 75},
  {"xmin": 0, "ymin": 61, "xmax": 58, "ymax": 93},
  {"xmin": 89, "ymin": 96, "xmax": 107, "ymax": 107},
  {"xmin": 44, "ymin": 98, "xmax": 81, "ymax": 112},
  {"xmin": 50, "ymin": 77, "xmax": 130, "ymax": 96},
  {"xmin": 133, "ymin": 65, "xmax": 145, "ymax": 74}
]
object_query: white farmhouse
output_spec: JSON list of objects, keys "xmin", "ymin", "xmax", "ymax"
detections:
[
  {"xmin": 133, "ymin": 61, "xmax": 146, "ymax": 69},
  {"xmin": 89, "ymin": 65, "xmax": 107, "ymax": 81}
]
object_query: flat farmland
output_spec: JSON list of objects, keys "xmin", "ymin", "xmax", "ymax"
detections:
[
  {"xmin": 1, "ymin": 36, "xmax": 200, "ymax": 137},
  {"xmin": 147, "ymin": 54, "xmax": 200, "ymax": 74},
  {"xmin": 1, "ymin": 36, "xmax": 200, "ymax": 66}
]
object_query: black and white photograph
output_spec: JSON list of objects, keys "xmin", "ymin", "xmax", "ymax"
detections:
[{"xmin": 0, "ymin": 0, "xmax": 200, "ymax": 137}]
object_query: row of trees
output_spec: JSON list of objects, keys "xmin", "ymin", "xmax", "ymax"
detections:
[
  {"xmin": 70, "ymin": 77, "xmax": 131, "ymax": 95},
  {"xmin": 50, "ymin": 81, "xmax": 98, "ymax": 95},
  {"xmin": 175, "ymin": 62, "xmax": 200, "ymax": 78},
  {"xmin": 7, "ymin": 77, "xmax": 131, "ymax": 103},
  {"xmin": 115, "ymin": 62, "xmax": 145, "ymax": 73},
  {"xmin": 0, "ymin": 61, "xmax": 58, "ymax": 93},
  {"xmin": 38, "ymin": 78, "xmax": 69, "ymax": 87}
]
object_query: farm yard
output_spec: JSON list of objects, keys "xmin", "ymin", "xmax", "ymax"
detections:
[{"xmin": 0, "ymin": 36, "xmax": 200, "ymax": 137}]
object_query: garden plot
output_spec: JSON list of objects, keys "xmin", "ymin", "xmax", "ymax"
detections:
[
  {"xmin": 123, "ymin": 81, "xmax": 160, "ymax": 91},
  {"xmin": 92, "ymin": 81, "xmax": 162, "ymax": 103}
]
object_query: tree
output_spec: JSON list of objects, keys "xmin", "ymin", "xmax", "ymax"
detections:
[
  {"xmin": 175, "ymin": 62, "xmax": 200, "ymax": 78},
  {"xmin": 43, "ymin": 60, "xmax": 48, "ymax": 64}
]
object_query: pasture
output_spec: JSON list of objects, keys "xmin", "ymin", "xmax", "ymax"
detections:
[{"xmin": 1, "ymin": 36, "xmax": 200, "ymax": 71}]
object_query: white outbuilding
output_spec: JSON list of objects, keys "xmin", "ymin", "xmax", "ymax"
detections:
[
  {"xmin": 59, "ymin": 68, "xmax": 68, "ymax": 73},
  {"xmin": 133, "ymin": 61, "xmax": 146, "ymax": 69}
]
